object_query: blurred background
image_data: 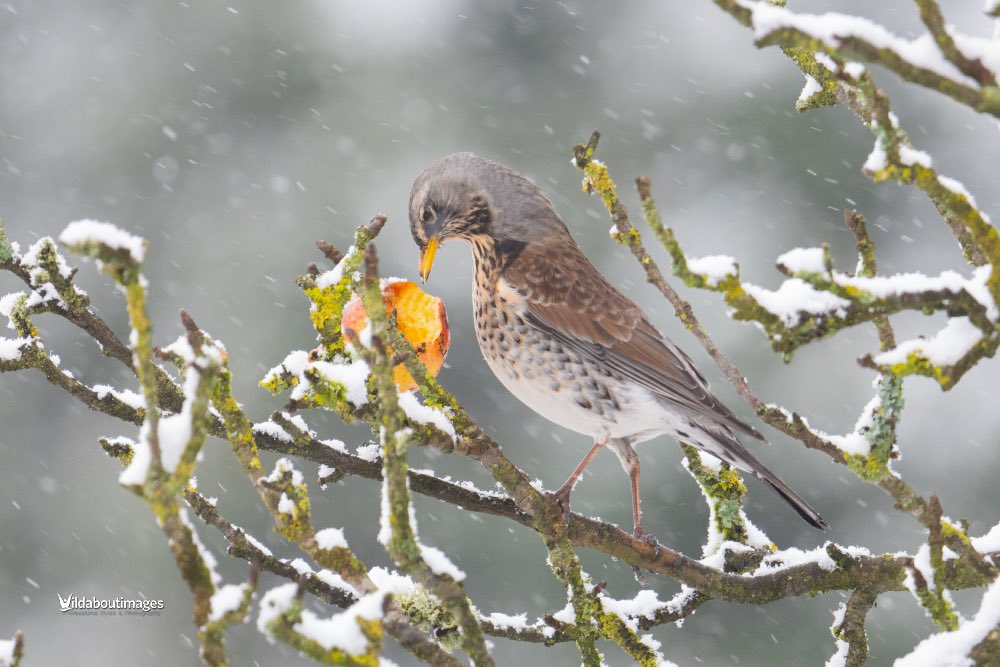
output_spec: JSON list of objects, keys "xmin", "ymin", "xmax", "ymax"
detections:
[{"xmin": 0, "ymin": 1, "xmax": 998, "ymax": 664}]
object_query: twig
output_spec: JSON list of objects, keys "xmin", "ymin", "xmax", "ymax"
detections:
[
  {"xmin": 633, "ymin": 173, "xmax": 765, "ymax": 412},
  {"xmin": 844, "ymin": 210, "xmax": 895, "ymax": 351},
  {"xmin": 914, "ymin": 0, "xmax": 996, "ymax": 87},
  {"xmin": 832, "ymin": 588, "xmax": 878, "ymax": 667},
  {"xmin": 316, "ymin": 240, "xmax": 345, "ymax": 265}
]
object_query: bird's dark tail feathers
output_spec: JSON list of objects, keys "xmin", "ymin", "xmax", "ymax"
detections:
[
  {"xmin": 710, "ymin": 430, "xmax": 830, "ymax": 531},
  {"xmin": 759, "ymin": 468, "xmax": 829, "ymax": 531}
]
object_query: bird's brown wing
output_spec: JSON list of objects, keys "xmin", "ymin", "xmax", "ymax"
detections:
[{"xmin": 504, "ymin": 240, "xmax": 764, "ymax": 440}]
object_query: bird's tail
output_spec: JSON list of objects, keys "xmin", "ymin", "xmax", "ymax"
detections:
[
  {"xmin": 703, "ymin": 429, "xmax": 829, "ymax": 531},
  {"xmin": 757, "ymin": 465, "xmax": 829, "ymax": 530}
]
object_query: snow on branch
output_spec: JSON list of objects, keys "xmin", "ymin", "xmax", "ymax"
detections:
[
  {"xmin": 897, "ymin": 576, "xmax": 1000, "ymax": 666},
  {"xmin": 715, "ymin": 0, "xmax": 1000, "ymax": 277},
  {"xmin": 717, "ymin": 0, "xmax": 1000, "ymax": 117}
]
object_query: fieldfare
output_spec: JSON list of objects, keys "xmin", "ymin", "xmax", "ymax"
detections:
[{"xmin": 408, "ymin": 152, "xmax": 828, "ymax": 538}]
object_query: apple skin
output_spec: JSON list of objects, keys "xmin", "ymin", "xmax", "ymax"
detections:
[{"xmin": 341, "ymin": 280, "xmax": 450, "ymax": 392}]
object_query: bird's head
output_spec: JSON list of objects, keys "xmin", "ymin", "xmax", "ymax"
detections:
[
  {"xmin": 409, "ymin": 152, "xmax": 570, "ymax": 283},
  {"xmin": 408, "ymin": 152, "xmax": 495, "ymax": 283}
]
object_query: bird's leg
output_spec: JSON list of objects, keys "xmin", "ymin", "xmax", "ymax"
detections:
[
  {"xmin": 627, "ymin": 459, "xmax": 658, "ymax": 548},
  {"xmin": 606, "ymin": 439, "xmax": 660, "ymax": 550},
  {"xmin": 553, "ymin": 438, "xmax": 607, "ymax": 522}
]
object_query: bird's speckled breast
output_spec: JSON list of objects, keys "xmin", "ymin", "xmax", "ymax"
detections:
[{"xmin": 469, "ymin": 241, "xmax": 664, "ymax": 440}]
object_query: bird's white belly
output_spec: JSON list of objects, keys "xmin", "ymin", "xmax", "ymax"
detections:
[{"xmin": 481, "ymin": 349, "xmax": 669, "ymax": 443}]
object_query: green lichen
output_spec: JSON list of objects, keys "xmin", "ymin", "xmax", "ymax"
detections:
[
  {"xmin": 785, "ymin": 49, "xmax": 841, "ymax": 111},
  {"xmin": 843, "ymin": 373, "xmax": 902, "ymax": 482},
  {"xmin": 298, "ymin": 223, "xmax": 385, "ymax": 357},
  {"xmin": 265, "ymin": 464, "xmax": 313, "ymax": 543},
  {"xmin": 581, "ymin": 160, "xmax": 620, "ymax": 214},
  {"xmin": 683, "ymin": 445, "xmax": 750, "ymax": 545},
  {"xmin": 99, "ymin": 437, "xmax": 135, "ymax": 467},
  {"xmin": 8, "ymin": 294, "xmax": 37, "ymax": 338},
  {"xmin": 941, "ymin": 521, "xmax": 972, "ymax": 547},
  {"xmin": 595, "ymin": 612, "xmax": 660, "ymax": 667},
  {"xmin": 260, "ymin": 369, "xmax": 297, "ymax": 395},
  {"xmin": 394, "ymin": 588, "xmax": 462, "ymax": 652},
  {"xmin": 844, "ymin": 452, "xmax": 889, "ymax": 482},
  {"xmin": 883, "ymin": 356, "xmax": 938, "ymax": 385},
  {"xmin": 912, "ymin": 583, "xmax": 959, "ymax": 631},
  {"xmin": 313, "ymin": 545, "xmax": 369, "ymax": 584},
  {"xmin": 213, "ymin": 372, "xmax": 264, "ymax": 475},
  {"xmin": 981, "ymin": 85, "xmax": 1000, "ymax": 114},
  {"xmin": 305, "ymin": 283, "xmax": 353, "ymax": 352}
]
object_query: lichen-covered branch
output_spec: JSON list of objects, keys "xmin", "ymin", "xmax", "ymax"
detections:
[
  {"xmin": 682, "ymin": 445, "xmax": 754, "ymax": 551},
  {"xmin": 711, "ymin": 0, "xmax": 1000, "ymax": 290},
  {"xmin": 711, "ymin": 0, "xmax": 1000, "ymax": 118},
  {"xmin": 652, "ymin": 208, "xmax": 994, "ymax": 372},
  {"xmin": 844, "ymin": 210, "xmax": 896, "ymax": 351},
  {"xmin": 913, "ymin": 0, "xmax": 996, "ymax": 89},
  {"xmin": 184, "ymin": 489, "xmax": 463, "ymax": 667},
  {"xmin": 911, "ymin": 496, "xmax": 960, "ymax": 630},
  {"xmin": 211, "ymin": 414, "xmax": 1000, "ymax": 609},
  {"xmin": 577, "ymin": 131, "xmax": 998, "ymax": 402},
  {"xmin": 828, "ymin": 588, "xmax": 878, "ymax": 667},
  {"xmin": 257, "ymin": 581, "xmax": 387, "ymax": 666},
  {"xmin": 360, "ymin": 244, "xmax": 494, "ymax": 667},
  {"xmin": 57, "ymin": 222, "xmax": 233, "ymax": 665}
]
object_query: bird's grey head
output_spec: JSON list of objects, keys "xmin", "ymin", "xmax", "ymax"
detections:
[{"xmin": 408, "ymin": 152, "xmax": 566, "ymax": 282}]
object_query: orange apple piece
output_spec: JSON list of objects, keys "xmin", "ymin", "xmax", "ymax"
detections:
[{"xmin": 340, "ymin": 280, "xmax": 450, "ymax": 392}]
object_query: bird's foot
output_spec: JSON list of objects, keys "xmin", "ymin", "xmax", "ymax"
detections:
[
  {"xmin": 633, "ymin": 525, "xmax": 661, "ymax": 555},
  {"xmin": 631, "ymin": 524, "xmax": 661, "ymax": 586},
  {"xmin": 552, "ymin": 485, "xmax": 575, "ymax": 526}
]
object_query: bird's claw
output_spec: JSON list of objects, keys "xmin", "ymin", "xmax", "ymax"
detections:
[
  {"xmin": 631, "ymin": 525, "xmax": 661, "ymax": 586},
  {"xmin": 633, "ymin": 526, "xmax": 662, "ymax": 557},
  {"xmin": 552, "ymin": 487, "xmax": 574, "ymax": 527}
]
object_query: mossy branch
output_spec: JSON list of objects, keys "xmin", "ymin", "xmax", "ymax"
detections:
[
  {"xmin": 829, "ymin": 588, "xmax": 877, "ymax": 667},
  {"xmin": 360, "ymin": 244, "xmax": 494, "ymax": 667},
  {"xmin": 711, "ymin": 0, "xmax": 1000, "ymax": 118},
  {"xmin": 711, "ymin": 0, "xmax": 1000, "ymax": 285},
  {"xmin": 59, "ymin": 227, "xmax": 231, "ymax": 665},
  {"xmin": 681, "ymin": 445, "xmax": 752, "ymax": 548}
]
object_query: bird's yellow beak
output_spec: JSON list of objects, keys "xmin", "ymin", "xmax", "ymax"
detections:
[{"xmin": 418, "ymin": 236, "xmax": 440, "ymax": 284}]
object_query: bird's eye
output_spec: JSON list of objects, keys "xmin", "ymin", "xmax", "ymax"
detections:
[{"xmin": 420, "ymin": 206, "xmax": 434, "ymax": 224}]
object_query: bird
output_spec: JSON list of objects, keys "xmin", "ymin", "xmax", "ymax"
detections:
[{"xmin": 407, "ymin": 152, "xmax": 828, "ymax": 540}]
